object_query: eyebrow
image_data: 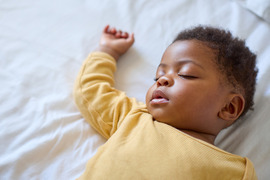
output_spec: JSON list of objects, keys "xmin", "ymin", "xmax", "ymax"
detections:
[{"xmin": 158, "ymin": 60, "xmax": 205, "ymax": 70}]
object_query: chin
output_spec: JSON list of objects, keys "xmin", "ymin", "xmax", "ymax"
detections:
[{"xmin": 152, "ymin": 115, "xmax": 170, "ymax": 125}]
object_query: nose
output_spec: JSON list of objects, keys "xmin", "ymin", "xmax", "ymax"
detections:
[{"xmin": 157, "ymin": 75, "xmax": 174, "ymax": 87}]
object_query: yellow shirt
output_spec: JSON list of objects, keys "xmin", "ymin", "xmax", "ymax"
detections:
[{"xmin": 74, "ymin": 52, "xmax": 257, "ymax": 180}]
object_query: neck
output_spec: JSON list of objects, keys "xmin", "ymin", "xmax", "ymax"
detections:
[{"xmin": 180, "ymin": 129, "xmax": 217, "ymax": 145}]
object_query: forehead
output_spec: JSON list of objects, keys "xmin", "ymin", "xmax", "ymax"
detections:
[{"xmin": 161, "ymin": 40, "xmax": 217, "ymax": 66}]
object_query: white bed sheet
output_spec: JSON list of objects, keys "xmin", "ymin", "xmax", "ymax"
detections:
[{"xmin": 0, "ymin": 0, "xmax": 270, "ymax": 179}]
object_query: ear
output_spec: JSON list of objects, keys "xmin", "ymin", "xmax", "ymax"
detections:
[{"xmin": 218, "ymin": 94, "xmax": 245, "ymax": 125}]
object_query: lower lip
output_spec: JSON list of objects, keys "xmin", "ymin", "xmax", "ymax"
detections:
[{"xmin": 150, "ymin": 98, "xmax": 169, "ymax": 104}]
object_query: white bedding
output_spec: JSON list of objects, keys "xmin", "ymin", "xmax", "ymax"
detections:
[{"xmin": 0, "ymin": 0, "xmax": 270, "ymax": 179}]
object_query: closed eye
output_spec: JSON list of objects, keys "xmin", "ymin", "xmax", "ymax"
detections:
[
  {"xmin": 179, "ymin": 75, "xmax": 198, "ymax": 79},
  {"xmin": 154, "ymin": 75, "xmax": 197, "ymax": 81}
]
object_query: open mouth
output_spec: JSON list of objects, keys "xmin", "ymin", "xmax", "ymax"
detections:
[{"xmin": 151, "ymin": 89, "xmax": 169, "ymax": 104}]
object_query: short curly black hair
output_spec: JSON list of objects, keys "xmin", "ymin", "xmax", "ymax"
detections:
[{"xmin": 173, "ymin": 25, "xmax": 258, "ymax": 118}]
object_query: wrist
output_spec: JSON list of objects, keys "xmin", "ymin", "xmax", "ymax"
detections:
[{"xmin": 95, "ymin": 46, "xmax": 120, "ymax": 60}]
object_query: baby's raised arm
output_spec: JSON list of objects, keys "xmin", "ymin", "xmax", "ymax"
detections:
[
  {"xmin": 74, "ymin": 25, "xmax": 139, "ymax": 139},
  {"xmin": 96, "ymin": 25, "xmax": 135, "ymax": 60}
]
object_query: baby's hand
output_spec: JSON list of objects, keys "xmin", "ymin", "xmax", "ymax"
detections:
[{"xmin": 97, "ymin": 25, "xmax": 135, "ymax": 60}]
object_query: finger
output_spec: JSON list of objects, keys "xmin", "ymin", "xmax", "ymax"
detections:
[
  {"xmin": 103, "ymin": 25, "xmax": 110, "ymax": 33},
  {"xmin": 122, "ymin": 32, "xmax": 128, "ymax": 39},
  {"xmin": 126, "ymin": 33, "xmax": 135, "ymax": 44},
  {"xmin": 115, "ymin": 30, "xmax": 122, "ymax": 38},
  {"xmin": 110, "ymin": 27, "xmax": 117, "ymax": 34}
]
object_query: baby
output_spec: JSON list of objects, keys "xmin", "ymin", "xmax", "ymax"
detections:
[{"xmin": 74, "ymin": 25, "xmax": 258, "ymax": 179}]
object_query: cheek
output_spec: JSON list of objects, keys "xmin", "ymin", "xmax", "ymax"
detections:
[
  {"xmin": 171, "ymin": 82, "xmax": 195, "ymax": 100},
  {"xmin": 187, "ymin": 86, "xmax": 223, "ymax": 113},
  {"xmin": 171, "ymin": 82, "xmax": 208, "ymax": 108}
]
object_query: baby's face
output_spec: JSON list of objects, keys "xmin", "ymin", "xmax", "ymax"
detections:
[{"xmin": 146, "ymin": 40, "xmax": 231, "ymax": 135}]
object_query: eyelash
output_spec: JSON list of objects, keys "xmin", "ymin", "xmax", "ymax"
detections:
[
  {"xmin": 179, "ymin": 75, "xmax": 197, "ymax": 79},
  {"xmin": 154, "ymin": 75, "xmax": 197, "ymax": 81}
]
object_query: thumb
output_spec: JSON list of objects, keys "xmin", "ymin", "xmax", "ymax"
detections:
[{"xmin": 127, "ymin": 33, "xmax": 135, "ymax": 45}]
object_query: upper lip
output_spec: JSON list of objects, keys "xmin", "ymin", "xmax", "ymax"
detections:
[{"xmin": 151, "ymin": 89, "xmax": 169, "ymax": 100}]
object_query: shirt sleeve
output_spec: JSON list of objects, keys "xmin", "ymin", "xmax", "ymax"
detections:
[
  {"xmin": 242, "ymin": 158, "xmax": 258, "ymax": 180},
  {"xmin": 73, "ymin": 52, "xmax": 143, "ymax": 139}
]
